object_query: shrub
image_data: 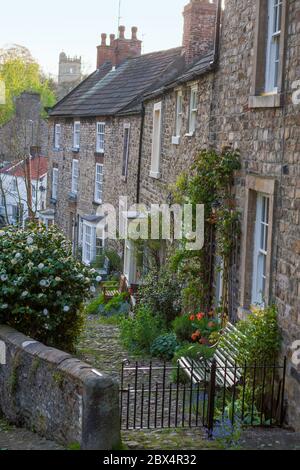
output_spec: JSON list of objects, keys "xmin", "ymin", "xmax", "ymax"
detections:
[
  {"xmin": 85, "ymin": 294, "xmax": 105, "ymax": 315},
  {"xmin": 173, "ymin": 313, "xmax": 221, "ymax": 344},
  {"xmin": 219, "ymin": 305, "xmax": 281, "ymax": 365},
  {"xmin": 173, "ymin": 343, "xmax": 215, "ymax": 364},
  {"xmin": 0, "ymin": 224, "xmax": 97, "ymax": 351},
  {"xmin": 103, "ymin": 293, "xmax": 130, "ymax": 317},
  {"xmin": 138, "ymin": 266, "xmax": 182, "ymax": 325},
  {"xmin": 150, "ymin": 333, "xmax": 178, "ymax": 361},
  {"xmin": 91, "ymin": 249, "xmax": 122, "ymax": 273},
  {"xmin": 119, "ymin": 306, "xmax": 165, "ymax": 354}
]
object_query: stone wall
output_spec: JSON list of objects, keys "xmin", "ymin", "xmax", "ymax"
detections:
[
  {"xmin": 0, "ymin": 325, "xmax": 120, "ymax": 450},
  {"xmin": 0, "ymin": 92, "xmax": 48, "ymax": 163}
]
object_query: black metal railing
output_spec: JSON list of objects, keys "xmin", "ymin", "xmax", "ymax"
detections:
[{"xmin": 120, "ymin": 358, "xmax": 287, "ymax": 435}]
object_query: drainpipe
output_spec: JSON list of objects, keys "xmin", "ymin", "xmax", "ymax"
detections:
[
  {"xmin": 136, "ymin": 102, "xmax": 145, "ymax": 204},
  {"xmin": 212, "ymin": 0, "xmax": 222, "ymax": 66}
]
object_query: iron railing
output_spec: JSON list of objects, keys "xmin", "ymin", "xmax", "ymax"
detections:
[{"xmin": 120, "ymin": 358, "xmax": 287, "ymax": 435}]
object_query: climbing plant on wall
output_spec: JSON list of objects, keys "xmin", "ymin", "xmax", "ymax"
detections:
[{"xmin": 170, "ymin": 147, "xmax": 241, "ymax": 320}]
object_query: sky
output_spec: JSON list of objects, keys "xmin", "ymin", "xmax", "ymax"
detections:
[{"xmin": 0, "ymin": 0, "xmax": 188, "ymax": 78}]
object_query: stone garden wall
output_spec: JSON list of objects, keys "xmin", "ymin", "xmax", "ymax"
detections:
[{"xmin": 0, "ymin": 325, "xmax": 120, "ymax": 450}]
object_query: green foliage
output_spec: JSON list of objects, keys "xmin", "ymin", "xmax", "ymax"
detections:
[
  {"xmin": 138, "ymin": 266, "xmax": 182, "ymax": 325},
  {"xmin": 171, "ymin": 147, "xmax": 241, "ymax": 315},
  {"xmin": 0, "ymin": 58, "xmax": 56, "ymax": 125},
  {"xmin": 0, "ymin": 224, "xmax": 97, "ymax": 352},
  {"xmin": 85, "ymin": 294, "xmax": 105, "ymax": 315},
  {"xmin": 172, "ymin": 314, "xmax": 221, "ymax": 344},
  {"xmin": 103, "ymin": 293, "xmax": 130, "ymax": 317},
  {"xmin": 150, "ymin": 333, "xmax": 178, "ymax": 361},
  {"xmin": 173, "ymin": 315, "xmax": 194, "ymax": 342},
  {"xmin": 91, "ymin": 249, "xmax": 122, "ymax": 273},
  {"xmin": 173, "ymin": 343, "xmax": 215, "ymax": 364},
  {"xmin": 119, "ymin": 306, "xmax": 165, "ymax": 355},
  {"xmin": 219, "ymin": 306, "xmax": 281, "ymax": 366}
]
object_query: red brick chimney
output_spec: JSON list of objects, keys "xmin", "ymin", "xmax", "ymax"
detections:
[
  {"xmin": 182, "ymin": 0, "xmax": 217, "ymax": 64},
  {"xmin": 97, "ymin": 26, "xmax": 142, "ymax": 69}
]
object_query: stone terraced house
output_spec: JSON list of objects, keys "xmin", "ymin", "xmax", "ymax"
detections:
[{"xmin": 47, "ymin": 0, "xmax": 300, "ymax": 430}]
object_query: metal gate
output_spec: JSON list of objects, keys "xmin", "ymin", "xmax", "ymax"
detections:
[{"xmin": 120, "ymin": 358, "xmax": 287, "ymax": 435}]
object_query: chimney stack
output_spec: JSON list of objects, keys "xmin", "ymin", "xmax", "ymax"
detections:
[
  {"xmin": 97, "ymin": 26, "xmax": 142, "ymax": 69},
  {"xmin": 182, "ymin": 0, "xmax": 217, "ymax": 64}
]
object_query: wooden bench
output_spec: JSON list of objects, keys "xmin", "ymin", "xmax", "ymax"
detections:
[
  {"xmin": 102, "ymin": 275, "xmax": 127, "ymax": 303},
  {"xmin": 178, "ymin": 322, "xmax": 245, "ymax": 388}
]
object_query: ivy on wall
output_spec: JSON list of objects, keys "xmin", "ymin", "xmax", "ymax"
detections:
[{"xmin": 170, "ymin": 147, "xmax": 241, "ymax": 319}]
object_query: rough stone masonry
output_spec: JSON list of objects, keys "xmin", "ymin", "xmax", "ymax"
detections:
[{"xmin": 0, "ymin": 325, "xmax": 121, "ymax": 450}]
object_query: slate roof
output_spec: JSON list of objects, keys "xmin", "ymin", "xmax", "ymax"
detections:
[
  {"xmin": 143, "ymin": 52, "xmax": 216, "ymax": 101},
  {"xmin": 50, "ymin": 48, "xmax": 184, "ymax": 118}
]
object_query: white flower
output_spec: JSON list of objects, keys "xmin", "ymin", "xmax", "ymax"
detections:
[
  {"xmin": 27, "ymin": 262, "xmax": 34, "ymax": 270},
  {"xmin": 90, "ymin": 285, "xmax": 96, "ymax": 294},
  {"xmin": 43, "ymin": 309, "xmax": 49, "ymax": 316},
  {"xmin": 0, "ymin": 304, "xmax": 8, "ymax": 309},
  {"xmin": 21, "ymin": 291, "xmax": 28, "ymax": 298},
  {"xmin": 11, "ymin": 259, "xmax": 17, "ymax": 265},
  {"xmin": 0, "ymin": 231, "xmax": 5, "ymax": 237},
  {"xmin": 57, "ymin": 291, "xmax": 62, "ymax": 297},
  {"xmin": 90, "ymin": 269, "xmax": 96, "ymax": 274},
  {"xmin": 0, "ymin": 274, "xmax": 8, "ymax": 282},
  {"xmin": 96, "ymin": 276, "xmax": 102, "ymax": 282},
  {"xmin": 40, "ymin": 279, "xmax": 50, "ymax": 288},
  {"xmin": 38, "ymin": 263, "xmax": 45, "ymax": 270},
  {"xmin": 15, "ymin": 253, "xmax": 22, "ymax": 259},
  {"xmin": 55, "ymin": 277, "xmax": 62, "ymax": 282},
  {"xmin": 63, "ymin": 306, "xmax": 70, "ymax": 313},
  {"xmin": 26, "ymin": 237, "xmax": 34, "ymax": 245}
]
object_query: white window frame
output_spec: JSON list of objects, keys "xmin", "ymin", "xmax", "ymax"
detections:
[
  {"xmin": 175, "ymin": 90, "xmax": 183, "ymax": 137},
  {"xmin": 265, "ymin": 0, "xmax": 282, "ymax": 93},
  {"xmin": 11, "ymin": 178, "xmax": 18, "ymax": 193},
  {"xmin": 82, "ymin": 221, "xmax": 105, "ymax": 265},
  {"xmin": 188, "ymin": 85, "xmax": 198, "ymax": 135},
  {"xmin": 252, "ymin": 193, "xmax": 270, "ymax": 306},
  {"xmin": 54, "ymin": 124, "xmax": 61, "ymax": 150},
  {"xmin": 73, "ymin": 121, "xmax": 80, "ymax": 149},
  {"xmin": 122, "ymin": 124, "xmax": 130, "ymax": 179},
  {"xmin": 94, "ymin": 163, "xmax": 103, "ymax": 204},
  {"xmin": 51, "ymin": 168, "xmax": 58, "ymax": 200},
  {"xmin": 71, "ymin": 159, "xmax": 79, "ymax": 194},
  {"xmin": 150, "ymin": 101, "xmax": 162, "ymax": 179},
  {"xmin": 96, "ymin": 122, "xmax": 105, "ymax": 153}
]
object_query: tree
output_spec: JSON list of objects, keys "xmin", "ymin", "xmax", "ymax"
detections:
[{"xmin": 0, "ymin": 57, "xmax": 56, "ymax": 125}]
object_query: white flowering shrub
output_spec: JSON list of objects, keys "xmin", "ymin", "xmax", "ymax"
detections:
[{"xmin": 0, "ymin": 224, "xmax": 98, "ymax": 351}]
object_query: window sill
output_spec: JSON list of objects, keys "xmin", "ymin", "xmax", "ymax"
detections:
[
  {"xmin": 93, "ymin": 200, "xmax": 102, "ymax": 205},
  {"xmin": 185, "ymin": 131, "xmax": 195, "ymax": 138},
  {"xmin": 149, "ymin": 171, "xmax": 161, "ymax": 180},
  {"xmin": 248, "ymin": 94, "xmax": 283, "ymax": 109},
  {"xmin": 172, "ymin": 136, "xmax": 180, "ymax": 145},
  {"xmin": 72, "ymin": 147, "xmax": 80, "ymax": 153},
  {"xmin": 121, "ymin": 175, "xmax": 128, "ymax": 183},
  {"xmin": 68, "ymin": 192, "xmax": 78, "ymax": 202},
  {"xmin": 95, "ymin": 151, "xmax": 104, "ymax": 156}
]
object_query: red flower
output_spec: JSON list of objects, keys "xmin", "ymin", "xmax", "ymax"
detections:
[
  {"xmin": 196, "ymin": 313, "xmax": 205, "ymax": 321},
  {"xmin": 191, "ymin": 330, "xmax": 201, "ymax": 342},
  {"xmin": 190, "ymin": 315, "xmax": 195, "ymax": 321},
  {"xmin": 208, "ymin": 321, "xmax": 216, "ymax": 328}
]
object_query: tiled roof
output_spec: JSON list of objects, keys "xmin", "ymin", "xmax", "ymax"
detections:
[
  {"xmin": 49, "ymin": 48, "xmax": 184, "ymax": 117},
  {"xmin": 0, "ymin": 156, "xmax": 48, "ymax": 179}
]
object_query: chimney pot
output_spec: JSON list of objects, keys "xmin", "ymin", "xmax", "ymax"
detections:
[
  {"xmin": 110, "ymin": 33, "xmax": 115, "ymax": 45},
  {"xmin": 131, "ymin": 26, "xmax": 138, "ymax": 40},
  {"xmin": 101, "ymin": 33, "xmax": 107, "ymax": 46},
  {"xmin": 119, "ymin": 25, "xmax": 125, "ymax": 39}
]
